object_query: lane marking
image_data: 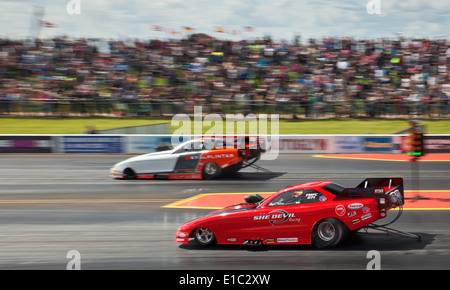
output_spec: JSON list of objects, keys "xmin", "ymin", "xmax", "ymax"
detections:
[
  {"xmin": 314, "ymin": 154, "xmax": 450, "ymax": 162},
  {"xmin": 0, "ymin": 154, "xmax": 137, "ymax": 158},
  {"xmin": 0, "ymin": 198, "xmax": 178, "ymax": 204},
  {"xmin": 162, "ymin": 192, "xmax": 274, "ymax": 209}
]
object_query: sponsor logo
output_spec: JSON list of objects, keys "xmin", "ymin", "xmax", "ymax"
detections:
[
  {"xmin": 188, "ymin": 153, "xmax": 235, "ymax": 160},
  {"xmin": 362, "ymin": 213, "xmax": 372, "ymax": 220},
  {"xmin": 352, "ymin": 218, "xmax": 361, "ymax": 224},
  {"xmin": 348, "ymin": 188, "xmax": 370, "ymax": 193},
  {"xmin": 362, "ymin": 207, "xmax": 370, "ymax": 213},
  {"xmin": 277, "ymin": 238, "xmax": 298, "ymax": 243},
  {"xmin": 335, "ymin": 204, "xmax": 346, "ymax": 216},
  {"xmin": 348, "ymin": 211, "xmax": 356, "ymax": 218},
  {"xmin": 363, "ymin": 137, "xmax": 393, "ymax": 151},
  {"xmin": 347, "ymin": 203, "xmax": 364, "ymax": 210},
  {"xmin": 203, "ymin": 153, "xmax": 235, "ymax": 159},
  {"xmin": 253, "ymin": 210, "xmax": 301, "ymax": 225},
  {"xmin": 278, "ymin": 138, "xmax": 328, "ymax": 151}
]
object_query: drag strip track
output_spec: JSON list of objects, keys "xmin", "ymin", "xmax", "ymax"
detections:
[{"xmin": 0, "ymin": 154, "xmax": 449, "ymax": 270}]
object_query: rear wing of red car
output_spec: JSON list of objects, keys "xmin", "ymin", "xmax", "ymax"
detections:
[{"xmin": 334, "ymin": 177, "xmax": 404, "ymax": 212}]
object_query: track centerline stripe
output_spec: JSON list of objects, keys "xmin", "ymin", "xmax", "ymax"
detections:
[{"xmin": 0, "ymin": 198, "xmax": 178, "ymax": 204}]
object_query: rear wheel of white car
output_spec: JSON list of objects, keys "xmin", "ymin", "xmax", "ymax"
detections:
[
  {"xmin": 193, "ymin": 227, "xmax": 216, "ymax": 246},
  {"xmin": 202, "ymin": 162, "xmax": 221, "ymax": 179},
  {"xmin": 123, "ymin": 168, "xmax": 137, "ymax": 179},
  {"xmin": 312, "ymin": 218, "xmax": 348, "ymax": 249}
]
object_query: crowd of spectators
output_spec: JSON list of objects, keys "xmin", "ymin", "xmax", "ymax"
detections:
[{"xmin": 0, "ymin": 34, "xmax": 449, "ymax": 118}]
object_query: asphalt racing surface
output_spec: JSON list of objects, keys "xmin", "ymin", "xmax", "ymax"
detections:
[{"xmin": 0, "ymin": 154, "xmax": 449, "ymax": 270}]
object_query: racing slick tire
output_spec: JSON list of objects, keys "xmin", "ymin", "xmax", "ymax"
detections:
[
  {"xmin": 312, "ymin": 218, "xmax": 348, "ymax": 249},
  {"xmin": 193, "ymin": 227, "xmax": 216, "ymax": 246},
  {"xmin": 202, "ymin": 162, "xmax": 222, "ymax": 179},
  {"xmin": 123, "ymin": 168, "xmax": 137, "ymax": 180}
]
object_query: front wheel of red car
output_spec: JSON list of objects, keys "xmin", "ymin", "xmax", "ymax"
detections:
[
  {"xmin": 193, "ymin": 227, "xmax": 216, "ymax": 246},
  {"xmin": 312, "ymin": 218, "xmax": 348, "ymax": 249}
]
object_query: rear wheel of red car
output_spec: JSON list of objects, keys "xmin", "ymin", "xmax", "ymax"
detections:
[
  {"xmin": 312, "ymin": 218, "xmax": 348, "ymax": 249},
  {"xmin": 193, "ymin": 227, "xmax": 216, "ymax": 246},
  {"xmin": 202, "ymin": 162, "xmax": 221, "ymax": 179}
]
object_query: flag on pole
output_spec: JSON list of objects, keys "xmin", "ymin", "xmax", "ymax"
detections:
[
  {"xmin": 214, "ymin": 27, "xmax": 227, "ymax": 33},
  {"xmin": 244, "ymin": 26, "xmax": 255, "ymax": 32},
  {"xmin": 40, "ymin": 21, "xmax": 57, "ymax": 28},
  {"xmin": 167, "ymin": 29, "xmax": 180, "ymax": 36},
  {"xmin": 30, "ymin": 6, "xmax": 45, "ymax": 38},
  {"xmin": 152, "ymin": 25, "xmax": 164, "ymax": 31}
]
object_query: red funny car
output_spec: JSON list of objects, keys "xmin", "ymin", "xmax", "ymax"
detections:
[{"xmin": 175, "ymin": 177, "xmax": 408, "ymax": 248}]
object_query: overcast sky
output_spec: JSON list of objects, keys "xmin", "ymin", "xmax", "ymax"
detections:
[{"xmin": 2, "ymin": 0, "xmax": 450, "ymax": 41}]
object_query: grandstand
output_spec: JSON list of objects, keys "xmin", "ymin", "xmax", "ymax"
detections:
[{"xmin": 1, "ymin": 34, "xmax": 449, "ymax": 119}]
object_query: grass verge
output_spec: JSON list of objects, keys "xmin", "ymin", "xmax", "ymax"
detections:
[{"xmin": 0, "ymin": 118, "xmax": 449, "ymax": 134}]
